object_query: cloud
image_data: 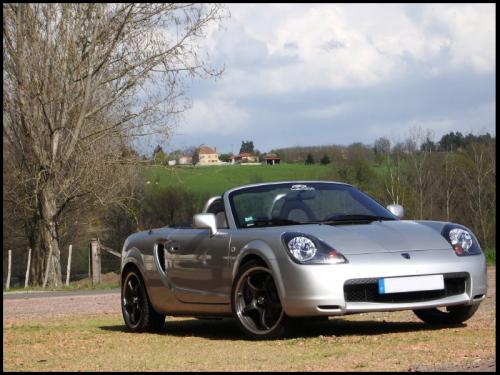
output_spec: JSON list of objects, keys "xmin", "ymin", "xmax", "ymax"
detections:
[
  {"xmin": 178, "ymin": 98, "xmax": 250, "ymax": 136},
  {"xmin": 167, "ymin": 3, "xmax": 495, "ymax": 153}
]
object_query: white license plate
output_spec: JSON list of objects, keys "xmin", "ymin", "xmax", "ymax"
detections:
[{"xmin": 378, "ymin": 275, "xmax": 444, "ymax": 294}]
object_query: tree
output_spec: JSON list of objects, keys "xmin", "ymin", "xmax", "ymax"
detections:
[
  {"xmin": 3, "ymin": 3, "xmax": 226, "ymax": 286},
  {"xmin": 219, "ymin": 153, "xmax": 231, "ymax": 162},
  {"xmin": 420, "ymin": 137, "xmax": 436, "ymax": 152},
  {"xmin": 320, "ymin": 154, "xmax": 331, "ymax": 165},
  {"xmin": 305, "ymin": 153, "xmax": 315, "ymax": 165},
  {"xmin": 153, "ymin": 145, "xmax": 164, "ymax": 159},
  {"xmin": 459, "ymin": 141, "xmax": 496, "ymax": 248},
  {"xmin": 438, "ymin": 131, "xmax": 465, "ymax": 151},
  {"xmin": 374, "ymin": 137, "xmax": 391, "ymax": 156},
  {"xmin": 239, "ymin": 140, "xmax": 255, "ymax": 154}
]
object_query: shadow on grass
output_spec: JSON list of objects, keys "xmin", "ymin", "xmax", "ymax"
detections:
[{"xmin": 99, "ymin": 317, "xmax": 465, "ymax": 341}]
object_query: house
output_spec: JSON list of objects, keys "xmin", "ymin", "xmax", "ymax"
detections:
[
  {"xmin": 193, "ymin": 144, "xmax": 219, "ymax": 165},
  {"xmin": 231, "ymin": 152, "xmax": 259, "ymax": 164},
  {"xmin": 177, "ymin": 155, "xmax": 193, "ymax": 165},
  {"xmin": 263, "ymin": 153, "xmax": 281, "ymax": 165}
]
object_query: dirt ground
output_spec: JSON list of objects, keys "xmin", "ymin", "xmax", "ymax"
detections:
[{"xmin": 3, "ymin": 267, "xmax": 496, "ymax": 372}]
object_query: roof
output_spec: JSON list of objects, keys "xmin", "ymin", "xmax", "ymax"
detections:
[
  {"xmin": 197, "ymin": 145, "xmax": 217, "ymax": 154},
  {"xmin": 263, "ymin": 153, "xmax": 280, "ymax": 159}
]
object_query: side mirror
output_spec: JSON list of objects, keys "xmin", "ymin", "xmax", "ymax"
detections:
[
  {"xmin": 193, "ymin": 213, "xmax": 218, "ymax": 236},
  {"xmin": 386, "ymin": 204, "xmax": 404, "ymax": 219}
]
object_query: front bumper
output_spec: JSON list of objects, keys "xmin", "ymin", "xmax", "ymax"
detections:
[{"xmin": 273, "ymin": 249, "xmax": 487, "ymax": 317}]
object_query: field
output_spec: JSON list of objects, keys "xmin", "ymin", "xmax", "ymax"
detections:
[
  {"xmin": 147, "ymin": 163, "xmax": 333, "ymax": 197},
  {"xmin": 3, "ymin": 268, "xmax": 496, "ymax": 371}
]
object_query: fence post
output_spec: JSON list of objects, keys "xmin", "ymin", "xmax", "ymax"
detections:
[
  {"xmin": 66, "ymin": 244, "xmax": 72, "ymax": 286},
  {"xmin": 89, "ymin": 239, "xmax": 101, "ymax": 285},
  {"xmin": 25, "ymin": 248, "xmax": 32, "ymax": 288},
  {"xmin": 6, "ymin": 250, "xmax": 12, "ymax": 290}
]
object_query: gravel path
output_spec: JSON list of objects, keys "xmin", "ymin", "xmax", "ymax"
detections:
[{"xmin": 3, "ymin": 291, "xmax": 120, "ymax": 321}]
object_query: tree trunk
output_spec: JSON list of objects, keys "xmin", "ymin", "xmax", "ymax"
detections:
[
  {"xmin": 40, "ymin": 187, "xmax": 63, "ymax": 287},
  {"xmin": 25, "ymin": 215, "xmax": 45, "ymax": 286}
]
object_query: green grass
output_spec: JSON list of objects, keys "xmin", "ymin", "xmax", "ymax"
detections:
[
  {"xmin": 484, "ymin": 248, "xmax": 496, "ymax": 265},
  {"xmin": 146, "ymin": 163, "xmax": 333, "ymax": 197}
]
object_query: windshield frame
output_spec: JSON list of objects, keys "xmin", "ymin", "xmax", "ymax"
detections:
[{"xmin": 227, "ymin": 181, "xmax": 397, "ymax": 229}]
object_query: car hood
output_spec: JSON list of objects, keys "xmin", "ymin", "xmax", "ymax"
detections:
[{"xmin": 288, "ymin": 220, "xmax": 451, "ymax": 255}]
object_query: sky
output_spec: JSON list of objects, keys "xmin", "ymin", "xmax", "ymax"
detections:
[{"xmin": 163, "ymin": 3, "xmax": 495, "ymax": 155}]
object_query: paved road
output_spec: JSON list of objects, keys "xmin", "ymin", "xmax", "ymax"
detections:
[{"xmin": 3, "ymin": 288, "xmax": 120, "ymax": 300}]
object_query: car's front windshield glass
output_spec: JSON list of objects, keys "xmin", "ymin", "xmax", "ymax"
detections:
[{"xmin": 228, "ymin": 182, "xmax": 397, "ymax": 228}]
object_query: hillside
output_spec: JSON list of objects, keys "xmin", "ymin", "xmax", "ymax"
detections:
[{"xmin": 146, "ymin": 163, "xmax": 334, "ymax": 197}]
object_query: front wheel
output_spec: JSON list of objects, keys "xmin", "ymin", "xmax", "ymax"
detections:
[
  {"xmin": 231, "ymin": 261, "xmax": 289, "ymax": 339},
  {"xmin": 413, "ymin": 304, "xmax": 480, "ymax": 325},
  {"xmin": 121, "ymin": 269, "xmax": 165, "ymax": 332}
]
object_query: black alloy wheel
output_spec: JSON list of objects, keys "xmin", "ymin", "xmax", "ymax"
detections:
[
  {"xmin": 232, "ymin": 261, "xmax": 289, "ymax": 339},
  {"xmin": 121, "ymin": 269, "xmax": 165, "ymax": 332}
]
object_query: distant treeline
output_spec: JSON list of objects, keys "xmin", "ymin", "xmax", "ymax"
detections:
[{"xmin": 270, "ymin": 131, "xmax": 494, "ymax": 164}]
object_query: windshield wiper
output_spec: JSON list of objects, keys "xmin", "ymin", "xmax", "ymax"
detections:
[
  {"xmin": 249, "ymin": 218, "xmax": 304, "ymax": 227},
  {"xmin": 318, "ymin": 214, "xmax": 396, "ymax": 224}
]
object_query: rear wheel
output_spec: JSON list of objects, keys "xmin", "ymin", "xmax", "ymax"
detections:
[
  {"xmin": 121, "ymin": 269, "xmax": 165, "ymax": 332},
  {"xmin": 413, "ymin": 304, "xmax": 480, "ymax": 325},
  {"xmin": 231, "ymin": 261, "xmax": 289, "ymax": 339}
]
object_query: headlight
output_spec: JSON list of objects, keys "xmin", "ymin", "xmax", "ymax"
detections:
[
  {"xmin": 282, "ymin": 232, "xmax": 347, "ymax": 264},
  {"xmin": 441, "ymin": 224, "xmax": 481, "ymax": 256},
  {"xmin": 287, "ymin": 236, "xmax": 317, "ymax": 261}
]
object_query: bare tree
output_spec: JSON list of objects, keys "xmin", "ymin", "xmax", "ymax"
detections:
[
  {"xmin": 441, "ymin": 149, "xmax": 459, "ymax": 221},
  {"xmin": 460, "ymin": 141, "xmax": 496, "ymax": 248},
  {"xmin": 383, "ymin": 141, "xmax": 405, "ymax": 206},
  {"xmin": 407, "ymin": 126, "xmax": 434, "ymax": 220},
  {"xmin": 3, "ymin": 3, "xmax": 226, "ymax": 286}
]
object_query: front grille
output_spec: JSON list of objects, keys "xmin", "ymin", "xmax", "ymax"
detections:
[{"xmin": 344, "ymin": 273, "xmax": 467, "ymax": 303}]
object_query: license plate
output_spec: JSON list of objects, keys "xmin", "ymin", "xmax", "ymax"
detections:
[{"xmin": 378, "ymin": 275, "xmax": 444, "ymax": 294}]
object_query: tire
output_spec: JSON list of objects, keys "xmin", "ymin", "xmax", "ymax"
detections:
[
  {"xmin": 413, "ymin": 303, "xmax": 480, "ymax": 325},
  {"xmin": 231, "ymin": 260, "xmax": 290, "ymax": 339},
  {"xmin": 121, "ymin": 268, "xmax": 165, "ymax": 332}
]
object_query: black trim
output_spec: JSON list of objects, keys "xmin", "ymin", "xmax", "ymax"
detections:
[{"xmin": 344, "ymin": 273, "xmax": 468, "ymax": 303}]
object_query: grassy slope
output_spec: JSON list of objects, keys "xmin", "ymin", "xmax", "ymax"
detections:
[{"xmin": 147, "ymin": 163, "xmax": 333, "ymax": 197}]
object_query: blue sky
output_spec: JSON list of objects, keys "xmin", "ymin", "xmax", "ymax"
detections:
[{"xmin": 163, "ymin": 3, "xmax": 495, "ymax": 155}]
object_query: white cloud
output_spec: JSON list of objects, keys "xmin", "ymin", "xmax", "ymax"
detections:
[
  {"xmin": 179, "ymin": 98, "xmax": 249, "ymax": 135},
  {"xmin": 204, "ymin": 3, "xmax": 495, "ymax": 97},
  {"xmin": 170, "ymin": 4, "xmax": 495, "ymax": 150},
  {"xmin": 300, "ymin": 102, "xmax": 353, "ymax": 119}
]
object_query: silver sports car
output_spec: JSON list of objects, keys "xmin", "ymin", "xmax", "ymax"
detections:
[{"xmin": 120, "ymin": 181, "xmax": 487, "ymax": 339}]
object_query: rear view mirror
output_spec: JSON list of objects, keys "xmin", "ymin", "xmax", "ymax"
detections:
[
  {"xmin": 387, "ymin": 204, "xmax": 404, "ymax": 219},
  {"xmin": 193, "ymin": 213, "xmax": 218, "ymax": 236}
]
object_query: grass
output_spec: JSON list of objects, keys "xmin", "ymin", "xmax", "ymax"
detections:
[
  {"xmin": 484, "ymin": 249, "xmax": 496, "ymax": 265},
  {"xmin": 146, "ymin": 163, "xmax": 333, "ymax": 197},
  {"xmin": 3, "ymin": 296, "xmax": 496, "ymax": 372}
]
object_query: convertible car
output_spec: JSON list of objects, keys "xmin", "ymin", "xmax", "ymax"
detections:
[{"xmin": 121, "ymin": 181, "xmax": 487, "ymax": 339}]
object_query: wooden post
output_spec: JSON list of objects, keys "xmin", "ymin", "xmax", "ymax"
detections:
[
  {"xmin": 25, "ymin": 248, "xmax": 32, "ymax": 288},
  {"xmin": 65, "ymin": 244, "xmax": 72, "ymax": 286},
  {"xmin": 90, "ymin": 239, "xmax": 101, "ymax": 285},
  {"xmin": 6, "ymin": 250, "xmax": 12, "ymax": 290},
  {"xmin": 42, "ymin": 245, "xmax": 53, "ymax": 288}
]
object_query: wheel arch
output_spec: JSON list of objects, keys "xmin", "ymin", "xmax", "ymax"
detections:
[{"xmin": 232, "ymin": 240, "xmax": 286, "ymax": 306}]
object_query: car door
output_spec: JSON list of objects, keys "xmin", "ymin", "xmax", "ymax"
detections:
[{"xmin": 165, "ymin": 199, "xmax": 232, "ymax": 304}]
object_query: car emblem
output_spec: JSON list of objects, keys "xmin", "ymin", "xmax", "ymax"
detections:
[{"xmin": 401, "ymin": 253, "xmax": 410, "ymax": 259}]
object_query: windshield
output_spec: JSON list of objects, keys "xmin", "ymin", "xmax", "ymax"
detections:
[{"xmin": 228, "ymin": 182, "xmax": 397, "ymax": 228}]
